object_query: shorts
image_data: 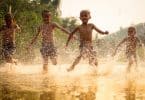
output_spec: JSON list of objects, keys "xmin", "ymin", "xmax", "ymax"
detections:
[
  {"xmin": 40, "ymin": 43, "xmax": 57, "ymax": 58},
  {"xmin": 126, "ymin": 51, "xmax": 136, "ymax": 59},
  {"xmin": 79, "ymin": 42, "xmax": 96, "ymax": 59},
  {"xmin": 2, "ymin": 42, "xmax": 16, "ymax": 58}
]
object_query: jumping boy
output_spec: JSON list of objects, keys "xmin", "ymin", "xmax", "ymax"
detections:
[
  {"xmin": 113, "ymin": 26, "xmax": 142, "ymax": 72},
  {"xmin": 27, "ymin": 10, "xmax": 70, "ymax": 72},
  {"xmin": 0, "ymin": 13, "xmax": 20, "ymax": 64},
  {"xmin": 66, "ymin": 10, "xmax": 109, "ymax": 71}
]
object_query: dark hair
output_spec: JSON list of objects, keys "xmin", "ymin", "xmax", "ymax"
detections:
[
  {"xmin": 80, "ymin": 10, "xmax": 91, "ymax": 18},
  {"xmin": 42, "ymin": 10, "xmax": 51, "ymax": 16},
  {"xmin": 128, "ymin": 26, "xmax": 136, "ymax": 31},
  {"xmin": 4, "ymin": 13, "xmax": 13, "ymax": 21}
]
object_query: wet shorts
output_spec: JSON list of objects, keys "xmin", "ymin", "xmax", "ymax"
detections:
[
  {"xmin": 2, "ymin": 42, "xmax": 16, "ymax": 58},
  {"xmin": 79, "ymin": 42, "xmax": 96, "ymax": 59},
  {"xmin": 40, "ymin": 43, "xmax": 57, "ymax": 58},
  {"xmin": 126, "ymin": 51, "xmax": 136, "ymax": 59}
]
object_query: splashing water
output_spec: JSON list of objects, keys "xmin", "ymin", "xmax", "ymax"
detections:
[{"xmin": 0, "ymin": 59, "xmax": 145, "ymax": 100}]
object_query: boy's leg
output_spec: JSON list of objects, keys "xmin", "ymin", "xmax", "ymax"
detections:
[
  {"xmin": 50, "ymin": 56, "xmax": 57, "ymax": 65},
  {"xmin": 134, "ymin": 54, "xmax": 138, "ymax": 68},
  {"xmin": 89, "ymin": 49, "xmax": 98, "ymax": 67},
  {"xmin": 127, "ymin": 57, "xmax": 133, "ymax": 72},
  {"xmin": 49, "ymin": 44, "xmax": 57, "ymax": 65},
  {"xmin": 42, "ymin": 56, "xmax": 48, "ymax": 72},
  {"xmin": 67, "ymin": 55, "xmax": 82, "ymax": 71},
  {"xmin": 89, "ymin": 57, "xmax": 98, "ymax": 67},
  {"xmin": 3, "ymin": 43, "xmax": 17, "ymax": 64}
]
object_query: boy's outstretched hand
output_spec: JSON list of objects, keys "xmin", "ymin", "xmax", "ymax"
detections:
[{"xmin": 104, "ymin": 31, "xmax": 109, "ymax": 34}]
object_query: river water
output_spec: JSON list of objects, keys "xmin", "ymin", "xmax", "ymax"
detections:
[{"xmin": 0, "ymin": 62, "xmax": 145, "ymax": 100}]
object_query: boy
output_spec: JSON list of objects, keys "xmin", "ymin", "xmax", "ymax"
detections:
[
  {"xmin": 113, "ymin": 26, "xmax": 142, "ymax": 72},
  {"xmin": 27, "ymin": 10, "xmax": 70, "ymax": 72},
  {"xmin": 66, "ymin": 10, "xmax": 108, "ymax": 71},
  {"xmin": 0, "ymin": 13, "xmax": 20, "ymax": 64}
]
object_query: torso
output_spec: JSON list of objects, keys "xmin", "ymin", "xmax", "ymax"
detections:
[
  {"xmin": 1, "ymin": 25, "xmax": 18, "ymax": 45},
  {"xmin": 78, "ymin": 23, "xmax": 94, "ymax": 43},
  {"xmin": 39, "ymin": 22, "xmax": 56, "ymax": 43},
  {"xmin": 126, "ymin": 36, "xmax": 138, "ymax": 53}
]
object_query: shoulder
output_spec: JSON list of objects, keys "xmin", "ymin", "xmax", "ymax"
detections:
[
  {"xmin": 122, "ymin": 37, "xmax": 128, "ymax": 41},
  {"xmin": 88, "ymin": 23, "xmax": 96, "ymax": 28},
  {"xmin": 51, "ymin": 22, "xmax": 59, "ymax": 27}
]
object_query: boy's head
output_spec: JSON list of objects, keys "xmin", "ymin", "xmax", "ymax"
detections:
[
  {"xmin": 128, "ymin": 26, "xmax": 136, "ymax": 36},
  {"xmin": 42, "ymin": 10, "xmax": 51, "ymax": 23},
  {"xmin": 4, "ymin": 13, "xmax": 14, "ymax": 26},
  {"xmin": 80, "ymin": 10, "xmax": 91, "ymax": 24}
]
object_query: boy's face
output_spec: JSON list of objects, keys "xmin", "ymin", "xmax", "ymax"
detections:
[
  {"xmin": 128, "ymin": 28, "xmax": 136, "ymax": 37},
  {"xmin": 80, "ymin": 12, "xmax": 90, "ymax": 24},
  {"xmin": 42, "ymin": 13, "xmax": 51, "ymax": 23}
]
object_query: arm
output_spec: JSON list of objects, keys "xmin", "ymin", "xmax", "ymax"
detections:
[
  {"xmin": 136, "ymin": 37, "xmax": 143, "ymax": 47},
  {"xmin": 54, "ymin": 23, "xmax": 70, "ymax": 35},
  {"xmin": 66, "ymin": 27, "xmax": 78, "ymax": 47},
  {"xmin": 28, "ymin": 28, "xmax": 40, "ymax": 48},
  {"xmin": 113, "ymin": 38, "xmax": 127, "ymax": 56},
  {"xmin": 93, "ymin": 24, "xmax": 108, "ymax": 35}
]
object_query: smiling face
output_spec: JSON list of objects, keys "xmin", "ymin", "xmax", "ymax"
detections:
[
  {"xmin": 80, "ymin": 10, "xmax": 91, "ymax": 24},
  {"xmin": 42, "ymin": 10, "xmax": 51, "ymax": 23},
  {"xmin": 128, "ymin": 27, "xmax": 136, "ymax": 37}
]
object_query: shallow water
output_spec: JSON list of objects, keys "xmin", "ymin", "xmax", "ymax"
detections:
[{"xmin": 0, "ymin": 62, "xmax": 145, "ymax": 100}]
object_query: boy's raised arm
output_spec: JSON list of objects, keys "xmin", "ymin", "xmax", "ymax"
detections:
[{"xmin": 93, "ymin": 24, "xmax": 108, "ymax": 35}]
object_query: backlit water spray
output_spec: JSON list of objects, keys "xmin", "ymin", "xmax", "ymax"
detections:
[{"xmin": 0, "ymin": 52, "xmax": 145, "ymax": 100}]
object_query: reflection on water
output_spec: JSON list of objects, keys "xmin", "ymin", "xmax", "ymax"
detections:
[{"xmin": 0, "ymin": 62, "xmax": 145, "ymax": 100}]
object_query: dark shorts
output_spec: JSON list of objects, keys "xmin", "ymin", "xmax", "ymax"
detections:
[
  {"xmin": 79, "ymin": 42, "xmax": 96, "ymax": 59},
  {"xmin": 126, "ymin": 51, "xmax": 136, "ymax": 59},
  {"xmin": 2, "ymin": 42, "xmax": 16, "ymax": 58},
  {"xmin": 40, "ymin": 43, "xmax": 57, "ymax": 58}
]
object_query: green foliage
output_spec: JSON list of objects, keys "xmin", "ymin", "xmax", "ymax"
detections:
[{"xmin": 0, "ymin": 0, "xmax": 79, "ymax": 63}]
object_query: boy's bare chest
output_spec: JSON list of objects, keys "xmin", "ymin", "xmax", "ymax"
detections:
[
  {"xmin": 127, "ymin": 38, "xmax": 137, "ymax": 46},
  {"xmin": 79, "ymin": 25, "xmax": 92, "ymax": 34},
  {"xmin": 41, "ymin": 24, "xmax": 54, "ymax": 34}
]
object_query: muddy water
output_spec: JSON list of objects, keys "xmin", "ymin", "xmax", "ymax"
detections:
[{"xmin": 0, "ymin": 62, "xmax": 145, "ymax": 100}]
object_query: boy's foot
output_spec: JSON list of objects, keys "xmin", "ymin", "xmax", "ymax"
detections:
[
  {"xmin": 13, "ymin": 59, "xmax": 18, "ymax": 65},
  {"xmin": 43, "ymin": 65, "xmax": 48, "ymax": 74},
  {"xmin": 67, "ymin": 67, "xmax": 74, "ymax": 72}
]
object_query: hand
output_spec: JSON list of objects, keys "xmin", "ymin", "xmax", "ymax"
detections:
[{"xmin": 104, "ymin": 31, "xmax": 109, "ymax": 34}]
